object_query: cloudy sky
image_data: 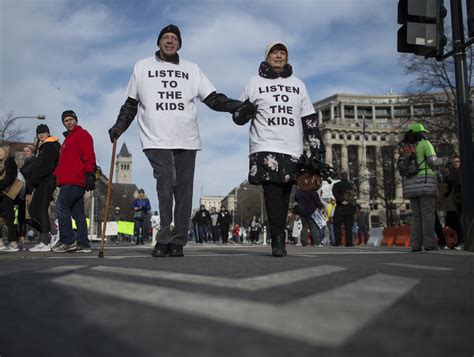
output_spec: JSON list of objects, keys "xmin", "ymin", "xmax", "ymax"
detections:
[{"xmin": 1, "ymin": 0, "xmax": 412, "ymax": 211}]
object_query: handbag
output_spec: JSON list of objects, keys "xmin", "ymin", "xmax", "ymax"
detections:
[{"xmin": 2, "ymin": 177, "xmax": 25, "ymax": 200}]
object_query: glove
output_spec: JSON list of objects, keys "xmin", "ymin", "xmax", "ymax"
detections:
[
  {"xmin": 84, "ymin": 172, "xmax": 96, "ymax": 191},
  {"xmin": 108, "ymin": 126, "xmax": 124, "ymax": 143},
  {"xmin": 232, "ymin": 99, "xmax": 258, "ymax": 126}
]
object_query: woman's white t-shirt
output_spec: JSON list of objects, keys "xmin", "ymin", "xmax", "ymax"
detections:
[{"xmin": 240, "ymin": 75, "xmax": 315, "ymax": 157}]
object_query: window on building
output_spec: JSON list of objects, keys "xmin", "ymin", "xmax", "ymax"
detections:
[
  {"xmin": 381, "ymin": 146, "xmax": 396, "ymax": 202},
  {"xmin": 366, "ymin": 146, "xmax": 378, "ymax": 199},
  {"xmin": 394, "ymin": 106, "xmax": 410, "ymax": 117},
  {"xmin": 357, "ymin": 106, "xmax": 372, "ymax": 119},
  {"xmin": 332, "ymin": 144, "xmax": 342, "ymax": 174},
  {"xmin": 375, "ymin": 107, "xmax": 391, "ymax": 117},
  {"xmin": 322, "ymin": 108, "xmax": 331, "ymax": 121},
  {"xmin": 348, "ymin": 145, "xmax": 360, "ymax": 193},
  {"xmin": 413, "ymin": 105, "xmax": 430, "ymax": 116},
  {"xmin": 344, "ymin": 105, "xmax": 355, "ymax": 118}
]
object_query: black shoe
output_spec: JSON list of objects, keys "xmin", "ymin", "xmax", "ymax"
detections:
[
  {"xmin": 168, "ymin": 244, "xmax": 184, "ymax": 257},
  {"xmin": 151, "ymin": 243, "xmax": 169, "ymax": 257},
  {"xmin": 271, "ymin": 234, "xmax": 287, "ymax": 257},
  {"xmin": 411, "ymin": 247, "xmax": 422, "ymax": 252},
  {"xmin": 424, "ymin": 246, "xmax": 439, "ymax": 251}
]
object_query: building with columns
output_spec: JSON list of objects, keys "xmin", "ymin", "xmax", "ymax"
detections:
[
  {"xmin": 313, "ymin": 92, "xmax": 452, "ymax": 226},
  {"xmin": 200, "ymin": 196, "xmax": 224, "ymax": 210}
]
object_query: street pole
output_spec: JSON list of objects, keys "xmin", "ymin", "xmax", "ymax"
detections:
[
  {"xmin": 0, "ymin": 114, "xmax": 46, "ymax": 144},
  {"xmin": 450, "ymin": 0, "xmax": 474, "ymax": 251}
]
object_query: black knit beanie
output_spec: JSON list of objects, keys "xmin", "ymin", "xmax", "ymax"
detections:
[
  {"xmin": 61, "ymin": 110, "xmax": 78, "ymax": 123},
  {"xmin": 157, "ymin": 24, "xmax": 182, "ymax": 48},
  {"xmin": 36, "ymin": 124, "xmax": 50, "ymax": 135}
]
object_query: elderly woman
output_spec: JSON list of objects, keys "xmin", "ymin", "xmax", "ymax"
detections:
[
  {"xmin": 234, "ymin": 41, "xmax": 325, "ymax": 257},
  {"xmin": 0, "ymin": 146, "xmax": 19, "ymax": 252}
]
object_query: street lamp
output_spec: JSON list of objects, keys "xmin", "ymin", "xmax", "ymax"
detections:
[{"xmin": 0, "ymin": 114, "xmax": 46, "ymax": 143}]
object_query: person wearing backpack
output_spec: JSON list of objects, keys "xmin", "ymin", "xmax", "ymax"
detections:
[{"xmin": 400, "ymin": 123, "xmax": 447, "ymax": 252}]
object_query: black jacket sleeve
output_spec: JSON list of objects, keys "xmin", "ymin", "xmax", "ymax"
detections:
[
  {"xmin": 301, "ymin": 113, "xmax": 326, "ymax": 159},
  {"xmin": 0, "ymin": 158, "xmax": 18, "ymax": 192},
  {"xmin": 114, "ymin": 97, "xmax": 139, "ymax": 131},
  {"xmin": 203, "ymin": 91, "xmax": 243, "ymax": 113}
]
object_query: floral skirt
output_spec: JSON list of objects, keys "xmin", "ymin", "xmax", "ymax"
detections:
[{"xmin": 248, "ymin": 151, "xmax": 300, "ymax": 185}]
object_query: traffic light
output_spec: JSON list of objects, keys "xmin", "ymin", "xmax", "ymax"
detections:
[{"xmin": 397, "ymin": 0, "xmax": 447, "ymax": 59}]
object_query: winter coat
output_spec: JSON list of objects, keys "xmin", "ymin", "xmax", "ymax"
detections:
[
  {"xmin": 217, "ymin": 211, "xmax": 232, "ymax": 228},
  {"xmin": 29, "ymin": 137, "xmax": 60, "ymax": 188},
  {"xmin": 446, "ymin": 168, "xmax": 461, "ymax": 204},
  {"xmin": 402, "ymin": 138, "xmax": 438, "ymax": 199},
  {"xmin": 20, "ymin": 156, "xmax": 36, "ymax": 194},
  {"xmin": 193, "ymin": 208, "xmax": 211, "ymax": 226},
  {"xmin": 0, "ymin": 157, "xmax": 18, "ymax": 194},
  {"xmin": 294, "ymin": 188, "xmax": 324, "ymax": 217},
  {"xmin": 54, "ymin": 125, "xmax": 96, "ymax": 187}
]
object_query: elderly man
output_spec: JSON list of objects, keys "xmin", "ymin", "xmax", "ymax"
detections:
[{"xmin": 108, "ymin": 24, "xmax": 256, "ymax": 257}]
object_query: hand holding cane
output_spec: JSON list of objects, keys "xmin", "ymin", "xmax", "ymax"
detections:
[{"xmin": 98, "ymin": 138, "xmax": 117, "ymax": 258}]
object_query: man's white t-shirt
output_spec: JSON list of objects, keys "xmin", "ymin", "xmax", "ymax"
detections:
[
  {"xmin": 240, "ymin": 75, "xmax": 315, "ymax": 157},
  {"xmin": 126, "ymin": 55, "xmax": 216, "ymax": 150}
]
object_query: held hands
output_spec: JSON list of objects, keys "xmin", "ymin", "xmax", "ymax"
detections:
[
  {"xmin": 84, "ymin": 172, "xmax": 96, "ymax": 191},
  {"xmin": 108, "ymin": 126, "xmax": 124, "ymax": 143},
  {"xmin": 232, "ymin": 99, "xmax": 258, "ymax": 126}
]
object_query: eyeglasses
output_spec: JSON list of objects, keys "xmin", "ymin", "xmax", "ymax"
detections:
[{"xmin": 453, "ymin": 160, "xmax": 461, "ymax": 163}]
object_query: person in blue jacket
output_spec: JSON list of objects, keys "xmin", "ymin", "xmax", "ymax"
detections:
[{"xmin": 132, "ymin": 188, "xmax": 151, "ymax": 245}]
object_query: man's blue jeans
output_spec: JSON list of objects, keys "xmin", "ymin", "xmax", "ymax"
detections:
[
  {"xmin": 56, "ymin": 185, "xmax": 90, "ymax": 247},
  {"xmin": 198, "ymin": 225, "xmax": 208, "ymax": 243}
]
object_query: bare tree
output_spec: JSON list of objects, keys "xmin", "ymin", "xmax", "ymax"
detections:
[
  {"xmin": 398, "ymin": 33, "xmax": 474, "ymax": 157},
  {"xmin": 0, "ymin": 112, "xmax": 29, "ymax": 144}
]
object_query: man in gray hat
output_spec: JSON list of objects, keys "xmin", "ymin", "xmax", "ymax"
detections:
[{"xmin": 108, "ymin": 24, "xmax": 256, "ymax": 257}]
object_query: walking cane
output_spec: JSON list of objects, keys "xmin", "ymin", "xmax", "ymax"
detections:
[{"xmin": 98, "ymin": 138, "xmax": 118, "ymax": 258}]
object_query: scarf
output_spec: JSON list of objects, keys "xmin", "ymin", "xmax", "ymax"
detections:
[
  {"xmin": 258, "ymin": 61, "xmax": 293, "ymax": 79},
  {"xmin": 155, "ymin": 50, "xmax": 180, "ymax": 65}
]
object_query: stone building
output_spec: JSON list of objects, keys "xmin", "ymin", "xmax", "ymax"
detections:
[
  {"xmin": 199, "ymin": 196, "xmax": 224, "ymax": 210},
  {"xmin": 313, "ymin": 92, "xmax": 453, "ymax": 226}
]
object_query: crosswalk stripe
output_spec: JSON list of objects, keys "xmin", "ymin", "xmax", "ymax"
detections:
[
  {"xmin": 384, "ymin": 263, "xmax": 454, "ymax": 271},
  {"xmin": 51, "ymin": 272, "xmax": 418, "ymax": 347},
  {"xmin": 92, "ymin": 265, "xmax": 346, "ymax": 291},
  {"xmin": 34, "ymin": 265, "xmax": 87, "ymax": 274}
]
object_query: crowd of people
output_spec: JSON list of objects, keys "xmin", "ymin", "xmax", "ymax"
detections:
[{"xmin": 0, "ymin": 111, "xmax": 96, "ymax": 253}]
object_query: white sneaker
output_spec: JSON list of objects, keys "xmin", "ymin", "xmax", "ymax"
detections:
[
  {"xmin": 2, "ymin": 242, "xmax": 19, "ymax": 252},
  {"xmin": 29, "ymin": 242, "xmax": 52, "ymax": 252}
]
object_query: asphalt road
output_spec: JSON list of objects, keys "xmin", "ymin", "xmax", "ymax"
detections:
[{"xmin": 0, "ymin": 242, "xmax": 473, "ymax": 357}]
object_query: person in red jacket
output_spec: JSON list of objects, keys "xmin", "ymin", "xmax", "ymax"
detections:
[{"xmin": 52, "ymin": 110, "xmax": 96, "ymax": 253}]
